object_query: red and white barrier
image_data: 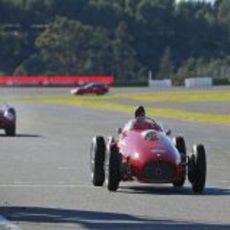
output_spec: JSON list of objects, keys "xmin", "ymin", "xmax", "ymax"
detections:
[{"xmin": 0, "ymin": 75, "xmax": 114, "ymax": 87}]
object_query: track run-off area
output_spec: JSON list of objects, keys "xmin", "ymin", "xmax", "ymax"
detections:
[{"xmin": 0, "ymin": 86, "xmax": 229, "ymax": 229}]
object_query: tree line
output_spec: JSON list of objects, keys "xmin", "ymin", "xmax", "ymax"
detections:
[{"xmin": 0, "ymin": 0, "xmax": 230, "ymax": 84}]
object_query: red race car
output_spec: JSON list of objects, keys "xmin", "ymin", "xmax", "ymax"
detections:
[
  {"xmin": 70, "ymin": 82, "xmax": 109, "ymax": 95},
  {"xmin": 90, "ymin": 115, "xmax": 206, "ymax": 194},
  {"xmin": 0, "ymin": 104, "xmax": 16, "ymax": 136}
]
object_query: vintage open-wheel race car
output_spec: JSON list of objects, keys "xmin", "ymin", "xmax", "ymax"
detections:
[
  {"xmin": 90, "ymin": 117, "xmax": 206, "ymax": 194},
  {"xmin": 0, "ymin": 104, "xmax": 16, "ymax": 136}
]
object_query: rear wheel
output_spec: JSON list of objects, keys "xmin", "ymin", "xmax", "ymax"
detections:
[
  {"xmin": 173, "ymin": 136, "xmax": 186, "ymax": 187},
  {"xmin": 5, "ymin": 123, "xmax": 16, "ymax": 136},
  {"xmin": 97, "ymin": 90, "xmax": 104, "ymax": 95},
  {"xmin": 106, "ymin": 141, "xmax": 121, "ymax": 191},
  {"xmin": 90, "ymin": 136, "xmax": 106, "ymax": 186},
  {"xmin": 77, "ymin": 91, "xmax": 84, "ymax": 95},
  {"xmin": 189, "ymin": 144, "xmax": 206, "ymax": 193}
]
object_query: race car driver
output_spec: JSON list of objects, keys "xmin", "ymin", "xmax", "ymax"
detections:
[{"xmin": 124, "ymin": 105, "xmax": 162, "ymax": 131}]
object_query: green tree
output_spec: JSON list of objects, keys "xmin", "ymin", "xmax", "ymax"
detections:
[
  {"xmin": 35, "ymin": 17, "xmax": 112, "ymax": 75},
  {"xmin": 125, "ymin": 0, "xmax": 140, "ymax": 16},
  {"xmin": 133, "ymin": 0, "xmax": 176, "ymax": 72},
  {"xmin": 217, "ymin": 0, "xmax": 230, "ymax": 26},
  {"xmin": 82, "ymin": 0, "xmax": 127, "ymax": 30},
  {"xmin": 0, "ymin": 30, "xmax": 28, "ymax": 74},
  {"xmin": 174, "ymin": 57, "xmax": 196, "ymax": 85},
  {"xmin": 51, "ymin": 0, "xmax": 88, "ymax": 19},
  {"xmin": 157, "ymin": 47, "xmax": 174, "ymax": 79},
  {"xmin": 113, "ymin": 21, "xmax": 138, "ymax": 80},
  {"xmin": 0, "ymin": 0, "xmax": 230, "ymax": 81},
  {"xmin": 13, "ymin": 54, "xmax": 45, "ymax": 75}
]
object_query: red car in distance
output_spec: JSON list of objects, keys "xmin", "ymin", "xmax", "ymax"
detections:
[
  {"xmin": 0, "ymin": 104, "xmax": 16, "ymax": 136},
  {"xmin": 90, "ymin": 117, "xmax": 206, "ymax": 194},
  {"xmin": 70, "ymin": 82, "xmax": 109, "ymax": 95}
]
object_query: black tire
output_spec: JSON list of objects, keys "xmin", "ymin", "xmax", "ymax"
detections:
[
  {"xmin": 173, "ymin": 136, "xmax": 186, "ymax": 187},
  {"xmin": 5, "ymin": 123, "xmax": 16, "ymax": 136},
  {"xmin": 191, "ymin": 144, "xmax": 206, "ymax": 193},
  {"xmin": 188, "ymin": 153, "xmax": 196, "ymax": 183},
  {"xmin": 90, "ymin": 136, "xmax": 106, "ymax": 186},
  {"xmin": 107, "ymin": 142, "xmax": 121, "ymax": 191},
  {"xmin": 97, "ymin": 91, "xmax": 103, "ymax": 95},
  {"xmin": 77, "ymin": 91, "xmax": 84, "ymax": 95},
  {"xmin": 8, "ymin": 108, "xmax": 16, "ymax": 116},
  {"xmin": 174, "ymin": 136, "xmax": 186, "ymax": 155}
]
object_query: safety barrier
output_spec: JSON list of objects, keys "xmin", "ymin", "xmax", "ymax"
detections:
[
  {"xmin": 0, "ymin": 76, "xmax": 114, "ymax": 87},
  {"xmin": 148, "ymin": 79, "xmax": 172, "ymax": 87},
  {"xmin": 185, "ymin": 77, "xmax": 212, "ymax": 88}
]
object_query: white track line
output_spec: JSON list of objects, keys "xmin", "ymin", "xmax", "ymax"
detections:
[{"xmin": 0, "ymin": 215, "xmax": 21, "ymax": 230}]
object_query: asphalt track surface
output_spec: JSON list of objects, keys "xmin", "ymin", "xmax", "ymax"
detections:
[{"xmin": 0, "ymin": 87, "xmax": 230, "ymax": 230}]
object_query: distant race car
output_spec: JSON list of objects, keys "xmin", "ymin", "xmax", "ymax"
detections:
[
  {"xmin": 70, "ymin": 82, "xmax": 109, "ymax": 95},
  {"xmin": 90, "ymin": 117, "xmax": 207, "ymax": 194},
  {"xmin": 0, "ymin": 104, "xmax": 16, "ymax": 136}
]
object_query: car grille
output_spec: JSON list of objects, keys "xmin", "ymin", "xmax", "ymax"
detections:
[{"xmin": 142, "ymin": 161, "xmax": 175, "ymax": 182}]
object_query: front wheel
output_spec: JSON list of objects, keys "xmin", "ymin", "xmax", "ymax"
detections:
[
  {"xmin": 106, "ymin": 142, "xmax": 121, "ymax": 191},
  {"xmin": 90, "ymin": 136, "xmax": 106, "ymax": 186},
  {"xmin": 173, "ymin": 136, "xmax": 186, "ymax": 187},
  {"xmin": 189, "ymin": 144, "xmax": 207, "ymax": 193}
]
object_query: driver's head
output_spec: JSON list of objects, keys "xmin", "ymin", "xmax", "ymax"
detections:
[{"xmin": 135, "ymin": 105, "xmax": 145, "ymax": 119}]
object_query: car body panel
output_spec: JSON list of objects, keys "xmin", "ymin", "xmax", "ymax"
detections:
[{"xmin": 117, "ymin": 119, "xmax": 183, "ymax": 184}]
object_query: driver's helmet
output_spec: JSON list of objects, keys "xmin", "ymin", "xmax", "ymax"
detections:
[{"xmin": 134, "ymin": 105, "xmax": 145, "ymax": 118}]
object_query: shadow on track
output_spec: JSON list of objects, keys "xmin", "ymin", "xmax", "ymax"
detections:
[
  {"xmin": 0, "ymin": 133, "xmax": 43, "ymax": 138},
  {"xmin": 118, "ymin": 185, "xmax": 230, "ymax": 196},
  {"xmin": 15, "ymin": 133, "xmax": 43, "ymax": 138},
  {"xmin": 0, "ymin": 206, "xmax": 229, "ymax": 230}
]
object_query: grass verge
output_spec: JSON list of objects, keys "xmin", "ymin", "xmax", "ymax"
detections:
[{"xmin": 17, "ymin": 93, "xmax": 230, "ymax": 124}]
